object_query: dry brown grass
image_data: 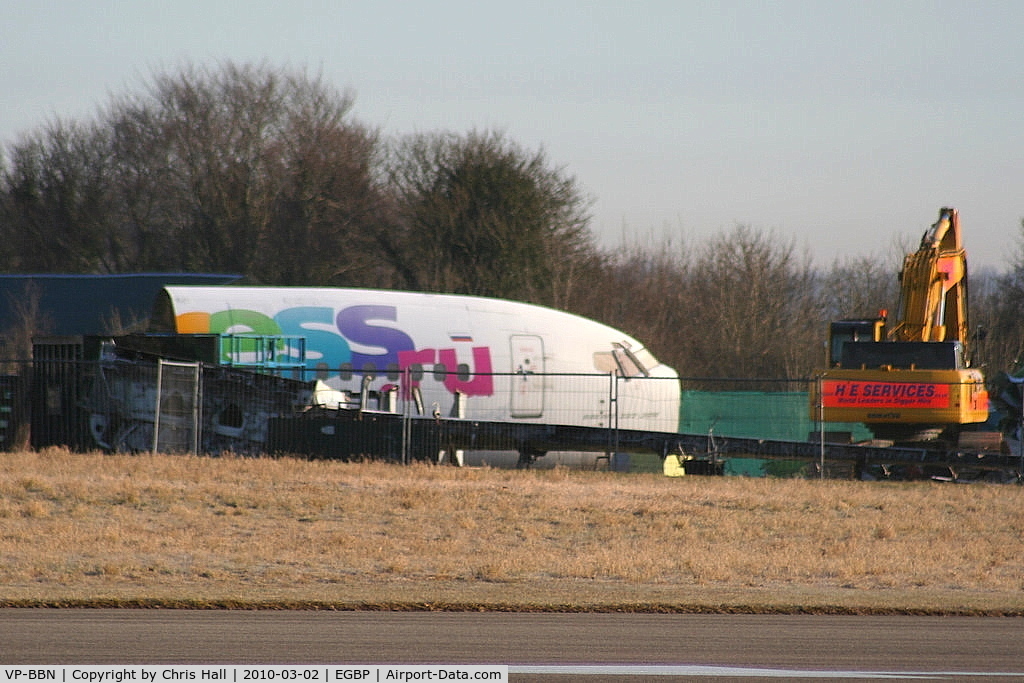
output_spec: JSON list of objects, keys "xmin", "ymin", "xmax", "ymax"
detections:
[{"xmin": 1, "ymin": 448, "xmax": 1023, "ymax": 613}]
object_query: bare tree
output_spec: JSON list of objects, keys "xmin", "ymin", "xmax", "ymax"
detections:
[
  {"xmin": 579, "ymin": 227, "xmax": 826, "ymax": 382},
  {"xmin": 817, "ymin": 253, "xmax": 901, "ymax": 323},
  {"xmin": 1, "ymin": 62, "xmax": 387, "ymax": 283},
  {"xmin": 384, "ymin": 130, "xmax": 598, "ymax": 305},
  {"xmin": 0, "ymin": 121, "xmax": 115, "ymax": 272},
  {"xmin": 673, "ymin": 226, "xmax": 820, "ymax": 380},
  {"xmin": 577, "ymin": 233, "xmax": 690, "ymax": 371},
  {"xmin": 112, "ymin": 62, "xmax": 388, "ymax": 281},
  {"xmin": 0, "ymin": 281, "xmax": 53, "ymax": 362},
  {"xmin": 258, "ymin": 88, "xmax": 391, "ymax": 286},
  {"xmin": 971, "ymin": 220, "xmax": 1024, "ymax": 375}
]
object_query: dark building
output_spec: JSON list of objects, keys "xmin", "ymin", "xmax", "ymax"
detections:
[{"xmin": 0, "ymin": 273, "xmax": 242, "ymax": 338}]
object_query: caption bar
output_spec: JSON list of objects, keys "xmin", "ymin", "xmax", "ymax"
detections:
[{"xmin": 0, "ymin": 667, "xmax": 507, "ymax": 683}]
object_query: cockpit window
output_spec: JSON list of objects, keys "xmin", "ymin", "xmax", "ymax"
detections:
[
  {"xmin": 631, "ymin": 348, "xmax": 659, "ymax": 373},
  {"xmin": 614, "ymin": 347, "xmax": 642, "ymax": 376},
  {"xmin": 592, "ymin": 342, "xmax": 656, "ymax": 377},
  {"xmin": 592, "ymin": 351, "xmax": 618, "ymax": 373}
]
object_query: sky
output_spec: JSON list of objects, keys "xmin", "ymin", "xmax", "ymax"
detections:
[{"xmin": 3, "ymin": 0, "xmax": 1022, "ymax": 271}]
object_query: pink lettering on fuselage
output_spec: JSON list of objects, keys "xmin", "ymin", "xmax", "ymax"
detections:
[
  {"xmin": 194, "ymin": 304, "xmax": 496, "ymax": 397},
  {"xmin": 397, "ymin": 347, "xmax": 494, "ymax": 397},
  {"xmin": 439, "ymin": 347, "xmax": 493, "ymax": 395}
]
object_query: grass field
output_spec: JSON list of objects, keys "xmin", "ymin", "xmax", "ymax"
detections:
[{"xmin": 1, "ymin": 448, "xmax": 1022, "ymax": 614}]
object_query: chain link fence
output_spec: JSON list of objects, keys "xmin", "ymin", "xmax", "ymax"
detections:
[
  {"xmin": 11, "ymin": 356, "xmax": 684, "ymax": 466},
  {"xmin": 2, "ymin": 353, "xmax": 1011, "ymax": 477}
]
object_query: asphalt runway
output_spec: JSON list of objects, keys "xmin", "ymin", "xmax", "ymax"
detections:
[{"xmin": 2, "ymin": 610, "xmax": 1023, "ymax": 680}]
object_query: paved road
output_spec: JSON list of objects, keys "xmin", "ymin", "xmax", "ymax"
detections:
[{"xmin": 2, "ymin": 610, "xmax": 1023, "ymax": 680}]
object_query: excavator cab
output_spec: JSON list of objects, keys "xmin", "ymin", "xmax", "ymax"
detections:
[
  {"xmin": 839, "ymin": 341, "xmax": 966, "ymax": 371},
  {"xmin": 826, "ymin": 317, "xmax": 885, "ymax": 367}
]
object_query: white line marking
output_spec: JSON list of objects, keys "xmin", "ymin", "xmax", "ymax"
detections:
[{"xmin": 508, "ymin": 664, "xmax": 1022, "ymax": 678}]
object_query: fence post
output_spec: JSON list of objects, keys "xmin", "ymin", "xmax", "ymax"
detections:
[
  {"xmin": 401, "ymin": 367, "xmax": 410, "ymax": 465},
  {"xmin": 192, "ymin": 364, "xmax": 201, "ymax": 454},
  {"xmin": 606, "ymin": 371, "xmax": 620, "ymax": 466},
  {"xmin": 152, "ymin": 361, "xmax": 163, "ymax": 454},
  {"xmin": 1019, "ymin": 390, "xmax": 1023, "ymax": 476},
  {"xmin": 817, "ymin": 375, "xmax": 825, "ymax": 479}
]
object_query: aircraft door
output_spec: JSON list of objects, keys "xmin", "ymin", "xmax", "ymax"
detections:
[{"xmin": 510, "ymin": 335, "xmax": 544, "ymax": 418}]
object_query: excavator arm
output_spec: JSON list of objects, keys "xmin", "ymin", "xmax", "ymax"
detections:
[{"xmin": 887, "ymin": 207, "xmax": 969, "ymax": 349}]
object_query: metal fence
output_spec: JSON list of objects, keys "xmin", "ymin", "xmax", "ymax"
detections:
[
  {"xmin": 3, "ymin": 356, "xmax": 1013, "ymax": 475},
  {"xmin": 13, "ymin": 358, "xmax": 684, "ymax": 467}
]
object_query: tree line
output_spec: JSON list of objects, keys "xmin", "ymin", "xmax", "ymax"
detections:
[{"xmin": 1, "ymin": 61, "xmax": 1022, "ymax": 381}]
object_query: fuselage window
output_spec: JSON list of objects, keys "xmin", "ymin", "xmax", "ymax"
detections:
[
  {"xmin": 433, "ymin": 363, "xmax": 448, "ymax": 382},
  {"xmin": 315, "ymin": 362, "xmax": 330, "ymax": 380},
  {"xmin": 386, "ymin": 363, "xmax": 401, "ymax": 381},
  {"xmin": 408, "ymin": 363, "xmax": 424, "ymax": 382}
]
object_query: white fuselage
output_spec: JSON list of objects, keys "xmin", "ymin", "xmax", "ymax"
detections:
[{"xmin": 155, "ymin": 287, "xmax": 681, "ymax": 434}]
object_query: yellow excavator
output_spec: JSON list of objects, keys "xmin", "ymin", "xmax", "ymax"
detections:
[{"xmin": 812, "ymin": 208, "xmax": 989, "ymax": 444}]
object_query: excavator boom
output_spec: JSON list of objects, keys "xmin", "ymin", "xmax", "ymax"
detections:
[{"xmin": 888, "ymin": 207, "xmax": 969, "ymax": 348}]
